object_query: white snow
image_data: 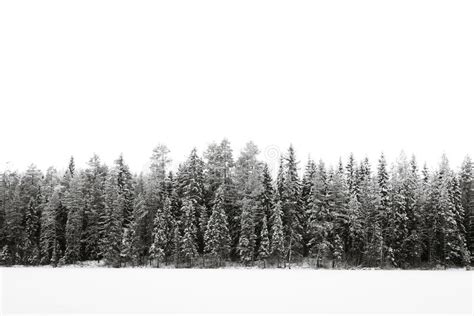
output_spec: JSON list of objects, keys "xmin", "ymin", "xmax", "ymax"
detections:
[{"xmin": 1, "ymin": 268, "xmax": 472, "ymax": 314}]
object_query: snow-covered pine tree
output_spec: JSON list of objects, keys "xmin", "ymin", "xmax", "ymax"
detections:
[
  {"xmin": 180, "ymin": 199, "xmax": 198, "ymax": 267},
  {"xmin": 120, "ymin": 225, "xmax": 136, "ymax": 266},
  {"xmin": 259, "ymin": 163, "xmax": 274, "ymax": 226},
  {"xmin": 176, "ymin": 148, "xmax": 207, "ymax": 253},
  {"xmin": 301, "ymin": 158, "xmax": 316, "ymax": 257},
  {"xmin": 2, "ymin": 171, "xmax": 22, "ymax": 265},
  {"xmin": 204, "ymin": 186, "xmax": 231, "ymax": 267},
  {"xmin": 115, "ymin": 154, "xmax": 135, "ymax": 228},
  {"xmin": 20, "ymin": 165, "xmax": 43, "ymax": 265},
  {"xmin": 235, "ymin": 142, "xmax": 263, "ymax": 257},
  {"xmin": 64, "ymin": 172, "xmax": 86, "ymax": 264},
  {"xmin": 281, "ymin": 145, "xmax": 303, "ymax": 266},
  {"xmin": 459, "ymin": 156, "xmax": 472, "ymax": 256},
  {"xmin": 149, "ymin": 205, "xmax": 168, "ymax": 267},
  {"xmin": 449, "ymin": 175, "xmax": 470, "ymax": 266},
  {"xmin": 150, "ymin": 197, "xmax": 175, "ymax": 267},
  {"xmin": 238, "ymin": 198, "xmax": 256, "ymax": 265},
  {"xmin": 257, "ymin": 214, "xmax": 270, "ymax": 267},
  {"xmin": 40, "ymin": 186, "xmax": 61, "ymax": 264},
  {"xmin": 203, "ymin": 139, "xmax": 239, "ymax": 259},
  {"xmin": 327, "ymin": 159, "xmax": 349, "ymax": 261},
  {"xmin": 82, "ymin": 154, "xmax": 108, "ymax": 261},
  {"xmin": 346, "ymin": 153, "xmax": 358, "ymax": 197},
  {"xmin": 427, "ymin": 155, "xmax": 469, "ymax": 266},
  {"xmin": 101, "ymin": 167, "xmax": 125, "ymax": 267},
  {"xmin": 307, "ymin": 160, "xmax": 332, "ymax": 267},
  {"xmin": 270, "ymin": 201, "xmax": 285, "ymax": 267},
  {"xmin": 346, "ymin": 193, "xmax": 364, "ymax": 265}
]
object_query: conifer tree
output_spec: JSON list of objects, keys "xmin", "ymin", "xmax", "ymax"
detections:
[
  {"xmin": 257, "ymin": 215, "xmax": 270, "ymax": 267},
  {"xmin": 204, "ymin": 186, "xmax": 231, "ymax": 266},
  {"xmin": 83, "ymin": 154, "xmax": 108, "ymax": 261},
  {"xmin": 307, "ymin": 160, "xmax": 333, "ymax": 266},
  {"xmin": 40, "ymin": 186, "xmax": 61, "ymax": 264},
  {"xmin": 101, "ymin": 168, "xmax": 124, "ymax": 267},
  {"xmin": 281, "ymin": 145, "xmax": 303, "ymax": 265},
  {"xmin": 301, "ymin": 158, "xmax": 316, "ymax": 257},
  {"xmin": 177, "ymin": 148, "xmax": 207, "ymax": 252},
  {"xmin": 64, "ymin": 173, "xmax": 85, "ymax": 264},
  {"xmin": 328, "ymin": 159, "xmax": 349, "ymax": 259},
  {"xmin": 180, "ymin": 199, "xmax": 198, "ymax": 266},
  {"xmin": 270, "ymin": 201, "xmax": 285, "ymax": 267},
  {"xmin": 149, "ymin": 207, "xmax": 167, "ymax": 267},
  {"xmin": 459, "ymin": 156, "xmax": 472, "ymax": 253},
  {"xmin": 238, "ymin": 198, "xmax": 256, "ymax": 265},
  {"xmin": 20, "ymin": 165, "xmax": 43, "ymax": 265}
]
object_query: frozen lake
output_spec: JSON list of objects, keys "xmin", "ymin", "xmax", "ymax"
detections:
[{"xmin": 1, "ymin": 268, "xmax": 472, "ymax": 314}]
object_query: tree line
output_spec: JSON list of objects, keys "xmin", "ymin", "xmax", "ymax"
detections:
[{"xmin": 0, "ymin": 140, "xmax": 472, "ymax": 268}]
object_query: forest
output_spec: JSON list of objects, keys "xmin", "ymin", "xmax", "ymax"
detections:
[{"xmin": 0, "ymin": 140, "xmax": 472, "ymax": 269}]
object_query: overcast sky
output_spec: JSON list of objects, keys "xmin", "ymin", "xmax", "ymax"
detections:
[{"xmin": 0, "ymin": 1, "xmax": 472, "ymax": 175}]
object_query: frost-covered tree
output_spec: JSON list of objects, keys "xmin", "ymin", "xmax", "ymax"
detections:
[
  {"xmin": 176, "ymin": 148, "xmax": 207, "ymax": 252},
  {"xmin": 238, "ymin": 198, "xmax": 256, "ymax": 265},
  {"xmin": 20, "ymin": 165, "xmax": 43, "ymax": 265},
  {"xmin": 82, "ymin": 154, "xmax": 108, "ymax": 261},
  {"xmin": 280, "ymin": 145, "xmax": 303, "ymax": 265},
  {"xmin": 307, "ymin": 160, "xmax": 333, "ymax": 266},
  {"xmin": 180, "ymin": 199, "xmax": 198, "ymax": 266},
  {"xmin": 149, "ymin": 208, "xmax": 167, "ymax": 267},
  {"xmin": 64, "ymin": 173, "xmax": 86, "ymax": 264},
  {"xmin": 257, "ymin": 215, "xmax": 270, "ymax": 267},
  {"xmin": 301, "ymin": 158, "xmax": 316, "ymax": 257},
  {"xmin": 101, "ymin": 167, "xmax": 124, "ymax": 267},
  {"xmin": 459, "ymin": 156, "xmax": 472, "ymax": 252},
  {"xmin": 204, "ymin": 186, "xmax": 231, "ymax": 266},
  {"xmin": 270, "ymin": 201, "xmax": 285, "ymax": 267}
]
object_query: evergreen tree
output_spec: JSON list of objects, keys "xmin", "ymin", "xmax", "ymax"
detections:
[
  {"xmin": 20, "ymin": 165, "xmax": 43, "ymax": 265},
  {"xmin": 238, "ymin": 198, "xmax": 256, "ymax": 265},
  {"xmin": 257, "ymin": 214, "xmax": 270, "ymax": 267},
  {"xmin": 177, "ymin": 148, "xmax": 207, "ymax": 252},
  {"xmin": 149, "ymin": 207, "xmax": 167, "ymax": 267},
  {"xmin": 204, "ymin": 186, "xmax": 231, "ymax": 266},
  {"xmin": 301, "ymin": 158, "xmax": 316, "ymax": 257},
  {"xmin": 459, "ymin": 156, "xmax": 472, "ymax": 254},
  {"xmin": 270, "ymin": 201, "xmax": 285, "ymax": 267},
  {"xmin": 40, "ymin": 186, "xmax": 61, "ymax": 264},
  {"xmin": 281, "ymin": 145, "xmax": 303, "ymax": 265},
  {"xmin": 180, "ymin": 199, "xmax": 198, "ymax": 266},
  {"xmin": 307, "ymin": 160, "xmax": 333, "ymax": 266},
  {"xmin": 64, "ymin": 173, "xmax": 85, "ymax": 264},
  {"xmin": 83, "ymin": 154, "xmax": 108, "ymax": 261},
  {"xmin": 101, "ymin": 168, "xmax": 124, "ymax": 267}
]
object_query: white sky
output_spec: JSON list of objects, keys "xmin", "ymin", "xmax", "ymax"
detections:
[{"xmin": 0, "ymin": 1, "xmax": 473, "ymax": 175}]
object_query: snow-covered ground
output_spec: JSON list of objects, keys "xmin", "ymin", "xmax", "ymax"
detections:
[{"xmin": 1, "ymin": 267, "xmax": 472, "ymax": 314}]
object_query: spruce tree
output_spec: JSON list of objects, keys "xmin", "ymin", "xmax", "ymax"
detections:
[
  {"xmin": 204, "ymin": 186, "xmax": 231, "ymax": 266},
  {"xmin": 20, "ymin": 165, "xmax": 43, "ymax": 265},
  {"xmin": 270, "ymin": 201, "xmax": 285, "ymax": 267},
  {"xmin": 180, "ymin": 199, "xmax": 198, "ymax": 266},
  {"xmin": 257, "ymin": 214, "xmax": 270, "ymax": 267},
  {"xmin": 40, "ymin": 184, "xmax": 61, "ymax": 264},
  {"xmin": 238, "ymin": 198, "xmax": 256, "ymax": 265},
  {"xmin": 64, "ymin": 173, "xmax": 85, "ymax": 264},
  {"xmin": 177, "ymin": 148, "xmax": 207, "ymax": 252},
  {"xmin": 459, "ymin": 156, "xmax": 472, "ymax": 255},
  {"xmin": 149, "ymin": 207, "xmax": 167, "ymax": 267},
  {"xmin": 301, "ymin": 158, "xmax": 316, "ymax": 257},
  {"xmin": 281, "ymin": 145, "xmax": 303, "ymax": 265},
  {"xmin": 83, "ymin": 154, "xmax": 108, "ymax": 261},
  {"xmin": 101, "ymin": 168, "xmax": 124, "ymax": 267}
]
